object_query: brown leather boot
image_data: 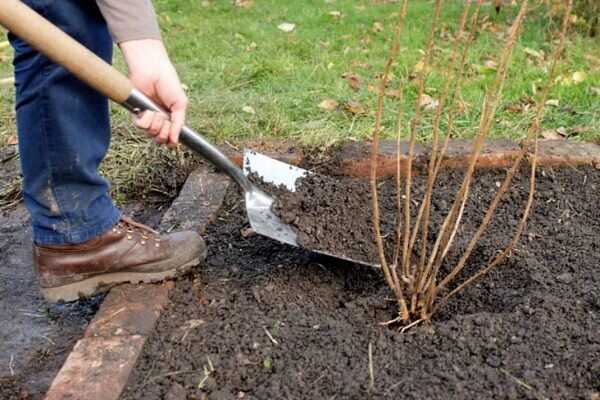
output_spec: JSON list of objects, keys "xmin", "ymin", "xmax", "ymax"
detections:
[{"xmin": 34, "ymin": 216, "xmax": 206, "ymax": 302}]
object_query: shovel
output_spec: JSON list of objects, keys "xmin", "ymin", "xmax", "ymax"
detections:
[{"xmin": 0, "ymin": 0, "xmax": 378, "ymax": 268}]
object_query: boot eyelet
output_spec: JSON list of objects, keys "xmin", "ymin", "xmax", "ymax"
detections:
[
  {"xmin": 127, "ymin": 234, "xmax": 133, "ymax": 240},
  {"xmin": 155, "ymin": 243, "xmax": 160, "ymax": 248},
  {"xmin": 140, "ymin": 240, "xmax": 146, "ymax": 245}
]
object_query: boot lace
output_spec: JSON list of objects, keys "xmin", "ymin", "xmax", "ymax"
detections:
[{"xmin": 112, "ymin": 216, "xmax": 161, "ymax": 247}]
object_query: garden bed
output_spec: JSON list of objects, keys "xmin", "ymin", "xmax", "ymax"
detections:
[{"xmin": 122, "ymin": 164, "xmax": 599, "ymax": 400}]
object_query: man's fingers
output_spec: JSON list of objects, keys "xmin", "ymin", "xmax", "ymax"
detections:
[
  {"xmin": 168, "ymin": 100, "xmax": 187, "ymax": 146},
  {"xmin": 156, "ymin": 120, "xmax": 171, "ymax": 144},
  {"xmin": 134, "ymin": 111, "xmax": 154, "ymax": 131},
  {"xmin": 149, "ymin": 112, "xmax": 166, "ymax": 136}
]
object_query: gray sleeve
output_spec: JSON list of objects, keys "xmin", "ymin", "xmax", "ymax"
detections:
[{"xmin": 96, "ymin": 0, "xmax": 162, "ymax": 43}]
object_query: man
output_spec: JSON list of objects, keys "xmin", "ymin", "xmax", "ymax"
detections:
[{"xmin": 8, "ymin": 0, "xmax": 204, "ymax": 303}]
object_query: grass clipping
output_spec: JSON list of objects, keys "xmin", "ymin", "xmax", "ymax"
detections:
[{"xmin": 369, "ymin": 0, "xmax": 573, "ymax": 326}]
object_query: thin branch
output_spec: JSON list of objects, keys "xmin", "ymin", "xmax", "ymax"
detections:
[
  {"xmin": 370, "ymin": 0, "xmax": 410, "ymax": 320},
  {"xmin": 401, "ymin": 0, "xmax": 444, "ymax": 281},
  {"xmin": 411, "ymin": 0, "xmax": 484, "ymax": 297},
  {"xmin": 411, "ymin": 0, "xmax": 473, "ymax": 281},
  {"xmin": 437, "ymin": 0, "xmax": 572, "ymax": 311},
  {"xmin": 417, "ymin": 0, "xmax": 530, "ymax": 308},
  {"xmin": 392, "ymin": 0, "xmax": 410, "ymax": 284}
]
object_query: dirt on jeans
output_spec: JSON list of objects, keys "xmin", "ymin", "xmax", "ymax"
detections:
[{"xmin": 122, "ymin": 166, "xmax": 600, "ymax": 400}]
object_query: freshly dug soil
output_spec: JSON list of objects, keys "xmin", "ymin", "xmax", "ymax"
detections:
[
  {"xmin": 123, "ymin": 166, "xmax": 600, "ymax": 400},
  {"xmin": 272, "ymin": 174, "xmax": 379, "ymax": 264}
]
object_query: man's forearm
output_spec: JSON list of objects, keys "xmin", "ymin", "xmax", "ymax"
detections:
[{"xmin": 95, "ymin": 0, "xmax": 161, "ymax": 43}]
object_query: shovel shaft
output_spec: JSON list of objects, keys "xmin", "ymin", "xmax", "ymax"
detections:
[{"xmin": 0, "ymin": 0, "xmax": 253, "ymax": 192}]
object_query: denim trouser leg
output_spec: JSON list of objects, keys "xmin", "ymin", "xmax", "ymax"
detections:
[{"xmin": 9, "ymin": 0, "xmax": 121, "ymax": 245}]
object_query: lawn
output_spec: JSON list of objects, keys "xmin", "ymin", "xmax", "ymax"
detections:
[{"xmin": 0, "ymin": 0, "xmax": 599, "ymax": 203}]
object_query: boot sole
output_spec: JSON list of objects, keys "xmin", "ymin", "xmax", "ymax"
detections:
[{"xmin": 40, "ymin": 258, "xmax": 199, "ymax": 303}]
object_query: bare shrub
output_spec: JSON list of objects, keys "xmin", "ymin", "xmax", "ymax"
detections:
[{"xmin": 370, "ymin": 0, "xmax": 573, "ymax": 327}]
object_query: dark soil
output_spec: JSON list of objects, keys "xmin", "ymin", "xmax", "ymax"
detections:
[
  {"xmin": 272, "ymin": 173, "xmax": 387, "ymax": 264},
  {"xmin": 123, "ymin": 166, "xmax": 600, "ymax": 400}
]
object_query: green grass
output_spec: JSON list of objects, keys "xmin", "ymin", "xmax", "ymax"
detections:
[
  {"xmin": 148, "ymin": 0, "xmax": 600, "ymax": 144},
  {"xmin": 0, "ymin": 0, "xmax": 599, "ymax": 204}
]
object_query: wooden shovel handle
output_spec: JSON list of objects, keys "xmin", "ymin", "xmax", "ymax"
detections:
[
  {"xmin": 0, "ymin": 0, "xmax": 133, "ymax": 103},
  {"xmin": 0, "ymin": 0, "xmax": 255, "ymax": 191}
]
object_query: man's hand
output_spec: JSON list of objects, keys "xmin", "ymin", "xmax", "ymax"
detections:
[{"xmin": 120, "ymin": 39, "xmax": 187, "ymax": 147}]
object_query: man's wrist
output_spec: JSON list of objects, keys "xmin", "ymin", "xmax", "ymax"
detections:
[{"xmin": 120, "ymin": 39, "xmax": 169, "ymax": 74}]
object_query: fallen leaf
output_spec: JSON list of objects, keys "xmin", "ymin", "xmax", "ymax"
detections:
[
  {"xmin": 372, "ymin": 21, "xmax": 384, "ymax": 33},
  {"xmin": 344, "ymin": 100, "xmax": 366, "ymax": 115},
  {"xmin": 319, "ymin": 99, "xmax": 338, "ymax": 111},
  {"xmin": 591, "ymin": 87, "xmax": 600, "ymax": 96},
  {"xmin": 556, "ymin": 127, "xmax": 568, "ymax": 136},
  {"xmin": 504, "ymin": 96, "xmax": 535, "ymax": 113},
  {"xmin": 558, "ymin": 74, "xmax": 573, "ymax": 86},
  {"xmin": 541, "ymin": 129, "xmax": 564, "ymax": 140},
  {"xmin": 329, "ymin": 11, "xmax": 343, "ymax": 18},
  {"xmin": 484, "ymin": 59, "xmax": 498, "ymax": 71},
  {"xmin": 0, "ymin": 77, "xmax": 15, "ymax": 86},
  {"xmin": 385, "ymin": 89, "xmax": 401, "ymax": 98},
  {"xmin": 367, "ymin": 84, "xmax": 401, "ymax": 98},
  {"xmin": 545, "ymin": 99, "xmax": 559, "ymax": 107},
  {"xmin": 246, "ymin": 42, "xmax": 257, "ymax": 52},
  {"xmin": 505, "ymin": 103, "xmax": 522, "ymax": 113},
  {"xmin": 569, "ymin": 14, "xmax": 578, "ymax": 24},
  {"xmin": 419, "ymin": 94, "xmax": 439, "ymax": 111},
  {"xmin": 414, "ymin": 60, "xmax": 426, "ymax": 74},
  {"xmin": 278, "ymin": 22, "xmax": 296, "ymax": 32},
  {"xmin": 7, "ymin": 134, "xmax": 18, "ymax": 145},
  {"xmin": 242, "ymin": 106, "xmax": 256, "ymax": 115},
  {"xmin": 342, "ymin": 72, "xmax": 361, "ymax": 91},
  {"xmin": 523, "ymin": 47, "xmax": 544, "ymax": 60},
  {"xmin": 351, "ymin": 60, "xmax": 371, "ymax": 69},
  {"xmin": 373, "ymin": 71, "xmax": 396, "ymax": 82},
  {"xmin": 572, "ymin": 71, "xmax": 587, "ymax": 84},
  {"xmin": 234, "ymin": 0, "xmax": 253, "ymax": 8}
]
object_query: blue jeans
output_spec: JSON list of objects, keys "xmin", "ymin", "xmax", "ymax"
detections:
[{"xmin": 9, "ymin": 0, "xmax": 121, "ymax": 245}]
